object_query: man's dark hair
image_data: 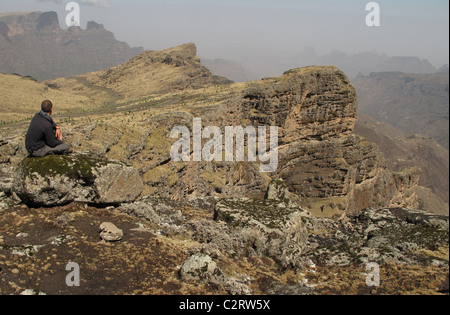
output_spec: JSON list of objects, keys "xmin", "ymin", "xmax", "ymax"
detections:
[{"xmin": 41, "ymin": 100, "xmax": 53, "ymax": 113}]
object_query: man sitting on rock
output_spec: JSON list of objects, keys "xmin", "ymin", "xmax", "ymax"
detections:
[{"xmin": 25, "ymin": 100, "xmax": 71, "ymax": 157}]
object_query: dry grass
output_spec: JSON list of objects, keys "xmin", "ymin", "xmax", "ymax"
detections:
[{"xmin": 0, "ymin": 73, "xmax": 94, "ymax": 124}]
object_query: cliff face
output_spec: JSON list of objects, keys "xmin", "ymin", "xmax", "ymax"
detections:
[
  {"xmin": 241, "ymin": 67, "xmax": 358, "ymax": 142},
  {"xmin": 35, "ymin": 11, "xmax": 60, "ymax": 31},
  {"xmin": 0, "ymin": 11, "xmax": 143, "ymax": 81},
  {"xmin": 235, "ymin": 66, "xmax": 421, "ymax": 216},
  {"xmin": 0, "ymin": 21, "xmax": 9, "ymax": 38}
]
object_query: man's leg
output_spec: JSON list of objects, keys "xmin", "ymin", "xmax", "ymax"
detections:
[
  {"xmin": 32, "ymin": 142, "xmax": 71, "ymax": 157},
  {"xmin": 52, "ymin": 142, "xmax": 71, "ymax": 155},
  {"xmin": 32, "ymin": 146, "xmax": 50, "ymax": 157}
]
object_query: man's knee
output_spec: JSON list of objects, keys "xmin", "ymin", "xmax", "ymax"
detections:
[
  {"xmin": 31, "ymin": 143, "xmax": 71, "ymax": 157},
  {"xmin": 54, "ymin": 142, "xmax": 71, "ymax": 154},
  {"xmin": 31, "ymin": 148, "xmax": 47, "ymax": 158}
]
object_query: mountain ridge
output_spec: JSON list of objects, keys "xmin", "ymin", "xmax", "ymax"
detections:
[
  {"xmin": 0, "ymin": 11, "xmax": 144, "ymax": 81},
  {"xmin": 203, "ymin": 49, "xmax": 441, "ymax": 83}
]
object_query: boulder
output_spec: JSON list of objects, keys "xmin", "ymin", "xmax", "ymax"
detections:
[
  {"xmin": 265, "ymin": 178, "xmax": 301, "ymax": 206},
  {"xmin": 214, "ymin": 198, "xmax": 310, "ymax": 269},
  {"xmin": 13, "ymin": 153, "xmax": 143, "ymax": 207},
  {"xmin": 100, "ymin": 222, "xmax": 123, "ymax": 242},
  {"xmin": 179, "ymin": 253, "xmax": 218, "ymax": 282},
  {"xmin": 179, "ymin": 253, "xmax": 253, "ymax": 295},
  {"xmin": 306, "ymin": 207, "xmax": 449, "ymax": 267},
  {"xmin": 265, "ymin": 179, "xmax": 289, "ymax": 201}
]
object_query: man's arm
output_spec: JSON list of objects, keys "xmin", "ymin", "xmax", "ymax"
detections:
[
  {"xmin": 44, "ymin": 126, "xmax": 63, "ymax": 148},
  {"xmin": 55, "ymin": 126, "xmax": 63, "ymax": 141}
]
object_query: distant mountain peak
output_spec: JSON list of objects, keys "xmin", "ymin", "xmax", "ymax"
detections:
[
  {"xmin": 0, "ymin": 11, "xmax": 144, "ymax": 81},
  {"xmin": 135, "ymin": 42, "xmax": 199, "ymax": 67},
  {"xmin": 438, "ymin": 64, "xmax": 449, "ymax": 73},
  {"xmin": 86, "ymin": 21, "xmax": 105, "ymax": 31},
  {"xmin": 0, "ymin": 21, "xmax": 8, "ymax": 37},
  {"xmin": 36, "ymin": 11, "xmax": 59, "ymax": 31}
]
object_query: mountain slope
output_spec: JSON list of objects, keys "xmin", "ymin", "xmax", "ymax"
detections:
[
  {"xmin": 0, "ymin": 11, "xmax": 143, "ymax": 81},
  {"xmin": 355, "ymin": 113, "xmax": 449, "ymax": 215},
  {"xmin": 1, "ymin": 43, "xmax": 448, "ymax": 295},
  {"xmin": 79, "ymin": 43, "xmax": 229, "ymax": 99},
  {"xmin": 353, "ymin": 71, "xmax": 449, "ymax": 149},
  {"xmin": 0, "ymin": 43, "xmax": 436, "ymax": 220},
  {"xmin": 0, "ymin": 73, "xmax": 96, "ymax": 125}
]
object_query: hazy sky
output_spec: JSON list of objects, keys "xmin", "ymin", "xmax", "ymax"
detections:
[{"xmin": 1, "ymin": 0, "xmax": 449, "ymax": 67}]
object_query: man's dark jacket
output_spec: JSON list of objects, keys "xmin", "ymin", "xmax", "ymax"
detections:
[{"xmin": 25, "ymin": 113, "xmax": 62, "ymax": 154}]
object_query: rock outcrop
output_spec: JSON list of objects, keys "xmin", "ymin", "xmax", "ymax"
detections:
[
  {"xmin": 214, "ymin": 198, "xmax": 310, "ymax": 269},
  {"xmin": 354, "ymin": 113, "xmax": 449, "ymax": 216},
  {"xmin": 305, "ymin": 207, "xmax": 449, "ymax": 267},
  {"xmin": 114, "ymin": 195, "xmax": 448, "ymax": 271},
  {"xmin": 238, "ymin": 67, "xmax": 422, "ymax": 216},
  {"xmin": 158, "ymin": 196, "xmax": 448, "ymax": 288},
  {"xmin": 114, "ymin": 196, "xmax": 450, "ymax": 293},
  {"xmin": 0, "ymin": 192, "xmax": 447, "ymax": 295},
  {"xmin": 79, "ymin": 43, "xmax": 230, "ymax": 99},
  {"xmin": 242, "ymin": 67, "xmax": 358, "ymax": 142},
  {"xmin": 35, "ymin": 11, "xmax": 59, "ymax": 31},
  {"xmin": 13, "ymin": 153, "xmax": 143, "ymax": 207}
]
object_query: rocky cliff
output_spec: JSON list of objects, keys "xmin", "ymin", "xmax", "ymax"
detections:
[
  {"xmin": 0, "ymin": 11, "xmax": 143, "ymax": 81},
  {"xmin": 44, "ymin": 53, "xmax": 422, "ymax": 217},
  {"xmin": 237, "ymin": 67, "xmax": 422, "ymax": 216}
]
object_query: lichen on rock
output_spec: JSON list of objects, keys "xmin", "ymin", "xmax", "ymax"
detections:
[
  {"xmin": 14, "ymin": 153, "xmax": 143, "ymax": 207},
  {"xmin": 214, "ymin": 198, "xmax": 311, "ymax": 269}
]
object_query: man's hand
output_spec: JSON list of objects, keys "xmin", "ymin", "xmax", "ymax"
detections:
[{"xmin": 55, "ymin": 126, "xmax": 63, "ymax": 141}]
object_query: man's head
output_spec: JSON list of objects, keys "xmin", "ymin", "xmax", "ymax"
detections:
[{"xmin": 41, "ymin": 100, "xmax": 53, "ymax": 114}]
